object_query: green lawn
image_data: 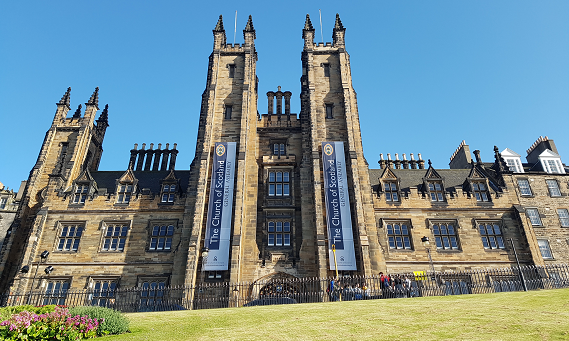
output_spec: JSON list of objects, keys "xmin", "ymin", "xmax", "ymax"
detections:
[{"xmin": 105, "ymin": 289, "xmax": 569, "ymax": 341}]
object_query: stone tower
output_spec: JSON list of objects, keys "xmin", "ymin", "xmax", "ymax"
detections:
[
  {"xmin": 181, "ymin": 15, "xmax": 259, "ymax": 286},
  {"xmin": 299, "ymin": 14, "xmax": 384, "ymax": 277},
  {"xmin": 0, "ymin": 88, "xmax": 109, "ymax": 292}
]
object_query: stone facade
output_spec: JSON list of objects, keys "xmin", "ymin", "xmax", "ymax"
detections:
[
  {"xmin": 1, "ymin": 15, "xmax": 567, "ymax": 297},
  {"xmin": 0, "ymin": 182, "xmax": 21, "ymax": 254}
]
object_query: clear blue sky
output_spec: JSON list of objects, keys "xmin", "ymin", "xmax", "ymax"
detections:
[{"xmin": 1, "ymin": 1, "xmax": 568, "ymax": 191}]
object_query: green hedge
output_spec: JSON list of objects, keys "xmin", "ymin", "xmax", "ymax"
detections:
[
  {"xmin": 0, "ymin": 305, "xmax": 57, "ymax": 322},
  {"xmin": 69, "ymin": 306, "xmax": 130, "ymax": 336}
]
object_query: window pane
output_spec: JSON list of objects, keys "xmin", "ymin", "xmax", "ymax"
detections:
[
  {"xmin": 283, "ymin": 172, "xmax": 289, "ymax": 182},
  {"xmin": 395, "ymin": 236, "xmax": 403, "ymax": 248},
  {"xmin": 387, "ymin": 224, "xmax": 393, "ymax": 235},
  {"xmin": 268, "ymin": 222, "xmax": 275, "ymax": 232},
  {"xmin": 403, "ymin": 237, "xmax": 411, "ymax": 249},
  {"xmin": 435, "ymin": 236, "xmax": 442, "ymax": 248},
  {"xmin": 283, "ymin": 184, "xmax": 289, "ymax": 196},
  {"xmin": 269, "ymin": 184, "xmax": 275, "ymax": 196},
  {"xmin": 276, "ymin": 172, "xmax": 282, "ymax": 182},
  {"xmin": 269, "ymin": 172, "xmax": 275, "ymax": 182},
  {"xmin": 276, "ymin": 222, "xmax": 282, "ymax": 232},
  {"xmin": 167, "ymin": 225, "xmax": 175, "ymax": 235},
  {"xmin": 268, "ymin": 235, "xmax": 274, "ymax": 246},
  {"xmin": 152, "ymin": 226, "xmax": 159, "ymax": 236},
  {"xmin": 72, "ymin": 239, "xmax": 80, "ymax": 251},
  {"xmin": 481, "ymin": 236, "xmax": 489, "ymax": 248},
  {"xmin": 388, "ymin": 236, "xmax": 395, "ymax": 248},
  {"xmin": 276, "ymin": 184, "xmax": 282, "ymax": 196},
  {"xmin": 150, "ymin": 238, "xmax": 157, "ymax": 250},
  {"xmin": 394, "ymin": 224, "xmax": 401, "ymax": 234},
  {"xmin": 496, "ymin": 237, "xmax": 505, "ymax": 248},
  {"xmin": 392, "ymin": 193, "xmax": 398, "ymax": 201},
  {"xmin": 283, "ymin": 222, "xmax": 290, "ymax": 232},
  {"xmin": 276, "ymin": 234, "xmax": 282, "ymax": 246},
  {"xmin": 433, "ymin": 224, "xmax": 440, "ymax": 235},
  {"xmin": 442, "ymin": 237, "xmax": 450, "ymax": 248},
  {"xmin": 437, "ymin": 193, "xmax": 444, "ymax": 201},
  {"xmin": 386, "ymin": 193, "xmax": 392, "ymax": 201},
  {"xmin": 479, "ymin": 225, "xmax": 486, "ymax": 235},
  {"xmin": 284, "ymin": 234, "xmax": 290, "ymax": 246}
]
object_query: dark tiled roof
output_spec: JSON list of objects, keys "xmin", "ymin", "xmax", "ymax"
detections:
[
  {"xmin": 91, "ymin": 170, "xmax": 190, "ymax": 194},
  {"xmin": 369, "ymin": 168, "xmax": 471, "ymax": 191}
]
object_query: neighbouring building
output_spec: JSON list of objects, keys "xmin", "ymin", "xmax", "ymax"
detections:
[
  {"xmin": 0, "ymin": 182, "xmax": 22, "ymax": 253},
  {"xmin": 1, "ymin": 14, "xmax": 567, "ymax": 299}
]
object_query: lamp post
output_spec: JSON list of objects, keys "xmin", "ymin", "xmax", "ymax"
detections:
[
  {"xmin": 421, "ymin": 237, "xmax": 436, "ymax": 276},
  {"xmin": 27, "ymin": 250, "xmax": 50, "ymax": 304}
]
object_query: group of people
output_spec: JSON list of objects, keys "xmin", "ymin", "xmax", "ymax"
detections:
[
  {"xmin": 327, "ymin": 279, "xmax": 370, "ymax": 301},
  {"xmin": 379, "ymin": 272, "xmax": 419, "ymax": 298}
]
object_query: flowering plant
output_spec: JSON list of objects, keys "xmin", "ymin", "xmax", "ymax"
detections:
[{"xmin": 0, "ymin": 306, "xmax": 102, "ymax": 340}]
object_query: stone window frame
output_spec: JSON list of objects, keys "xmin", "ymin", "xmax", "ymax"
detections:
[
  {"xmin": 53, "ymin": 221, "xmax": 87, "ymax": 254},
  {"xmin": 469, "ymin": 179, "xmax": 491, "ymax": 203},
  {"xmin": 321, "ymin": 63, "xmax": 331, "ymax": 77},
  {"xmin": 71, "ymin": 183, "xmax": 90, "ymax": 205},
  {"xmin": 0, "ymin": 197, "xmax": 7, "ymax": 209},
  {"xmin": 474, "ymin": 220, "xmax": 506, "ymax": 250},
  {"xmin": 557, "ymin": 208, "xmax": 569, "ymax": 228},
  {"xmin": 115, "ymin": 182, "xmax": 134, "ymax": 205},
  {"xmin": 426, "ymin": 181, "xmax": 446, "ymax": 203},
  {"xmin": 137, "ymin": 276, "xmax": 170, "ymax": 311},
  {"xmin": 516, "ymin": 178, "xmax": 533, "ymax": 197},
  {"xmin": 537, "ymin": 239, "xmax": 554, "ymax": 260},
  {"xmin": 224, "ymin": 104, "xmax": 233, "ymax": 120},
  {"xmin": 41, "ymin": 277, "xmax": 72, "ymax": 306},
  {"xmin": 545, "ymin": 179, "xmax": 562, "ymax": 197},
  {"xmin": 264, "ymin": 211, "xmax": 294, "ymax": 250},
  {"xmin": 266, "ymin": 167, "xmax": 292, "ymax": 198},
  {"xmin": 272, "ymin": 141, "xmax": 287, "ymax": 157},
  {"xmin": 380, "ymin": 180, "xmax": 401, "ymax": 203},
  {"xmin": 427, "ymin": 219, "xmax": 461, "ymax": 251},
  {"xmin": 525, "ymin": 208, "xmax": 543, "ymax": 226},
  {"xmin": 87, "ymin": 276, "xmax": 120, "ymax": 307},
  {"xmin": 381, "ymin": 219, "xmax": 413, "ymax": 250},
  {"xmin": 146, "ymin": 219, "xmax": 179, "ymax": 253},
  {"xmin": 227, "ymin": 64, "xmax": 236, "ymax": 78},
  {"xmin": 325, "ymin": 103, "xmax": 334, "ymax": 119},
  {"xmin": 98, "ymin": 221, "xmax": 132, "ymax": 253}
]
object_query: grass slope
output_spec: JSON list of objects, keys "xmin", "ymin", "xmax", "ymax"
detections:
[{"xmin": 105, "ymin": 289, "xmax": 569, "ymax": 341}]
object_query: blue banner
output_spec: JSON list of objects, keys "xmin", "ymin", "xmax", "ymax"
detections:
[
  {"xmin": 322, "ymin": 142, "xmax": 357, "ymax": 271},
  {"xmin": 203, "ymin": 142, "xmax": 236, "ymax": 270}
]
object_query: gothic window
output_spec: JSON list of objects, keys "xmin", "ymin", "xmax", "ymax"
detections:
[
  {"xmin": 43, "ymin": 279, "xmax": 70, "ymax": 305},
  {"xmin": 228, "ymin": 64, "xmax": 236, "ymax": 78},
  {"xmin": 383, "ymin": 182, "xmax": 399, "ymax": 202},
  {"xmin": 325, "ymin": 104, "xmax": 333, "ymax": 119},
  {"xmin": 471, "ymin": 181, "xmax": 490, "ymax": 202},
  {"xmin": 72, "ymin": 184, "xmax": 89, "ymax": 204},
  {"xmin": 149, "ymin": 224, "xmax": 174, "ymax": 251},
  {"xmin": 57, "ymin": 223, "xmax": 84, "ymax": 252},
  {"xmin": 90, "ymin": 279, "xmax": 118, "ymax": 307},
  {"xmin": 432, "ymin": 222, "xmax": 459, "ymax": 250},
  {"xmin": 557, "ymin": 209, "xmax": 569, "ymax": 227},
  {"xmin": 385, "ymin": 221, "xmax": 412, "ymax": 250},
  {"xmin": 517, "ymin": 179, "xmax": 532, "ymax": 196},
  {"xmin": 161, "ymin": 184, "xmax": 176, "ymax": 203},
  {"xmin": 268, "ymin": 170, "xmax": 290, "ymax": 197},
  {"xmin": 546, "ymin": 180, "xmax": 561, "ymax": 197},
  {"xmin": 323, "ymin": 63, "xmax": 330, "ymax": 77},
  {"xmin": 224, "ymin": 105, "xmax": 233, "ymax": 119},
  {"xmin": 116, "ymin": 183, "xmax": 133, "ymax": 204},
  {"xmin": 428, "ymin": 182, "xmax": 445, "ymax": 202},
  {"xmin": 273, "ymin": 143, "xmax": 286, "ymax": 157},
  {"xmin": 526, "ymin": 208, "xmax": 542, "ymax": 226},
  {"xmin": 102, "ymin": 223, "xmax": 129, "ymax": 252},
  {"xmin": 537, "ymin": 239, "xmax": 553, "ymax": 259},
  {"xmin": 267, "ymin": 220, "xmax": 291, "ymax": 247},
  {"xmin": 139, "ymin": 278, "xmax": 167, "ymax": 311},
  {"xmin": 477, "ymin": 222, "xmax": 505, "ymax": 249}
]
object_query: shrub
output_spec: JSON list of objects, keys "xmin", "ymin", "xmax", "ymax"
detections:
[
  {"xmin": 69, "ymin": 306, "xmax": 129, "ymax": 336},
  {"xmin": 0, "ymin": 306, "xmax": 100, "ymax": 340},
  {"xmin": 0, "ymin": 305, "xmax": 58, "ymax": 322}
]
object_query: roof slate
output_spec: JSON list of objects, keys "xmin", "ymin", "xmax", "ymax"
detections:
[{"xmin": 90, "ymin": 170, "xmax": 190, "ymax": 194}]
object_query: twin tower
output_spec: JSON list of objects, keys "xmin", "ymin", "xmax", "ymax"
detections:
[{"xmin": 184, "ymin": 13, "xmax": 381, "ymax": 285}]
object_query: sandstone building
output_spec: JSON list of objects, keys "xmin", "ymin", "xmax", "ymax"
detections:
[{"xmin": 1, "ymin": 15, "xmax": 567, "ymax": 297}]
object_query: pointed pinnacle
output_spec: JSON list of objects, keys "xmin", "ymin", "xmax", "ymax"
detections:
[
  {"xmin": 87, "ymin": 87, "xmax": 99, "ymax": 107},
  {"xmin": 73, "ymin": 104, "xmax": 82, "ymax": 118},
  {"xmin": 304, "ymin": 14, "xmax": 314, "ymax": 31},
  {"xmin": 98, "ymin": 104, "xmax": 109, "ymax": 122},
  {"xmin": 244, "ymin": 15, "xmax": 255, "ymax": 32},
  {"xmin": 334, "ymin": 13, "xmax": 344, "ymax": 30},
  {"xmin": 58, "ymin": 87, "xmax": 71, "ymax": 108},
  {"xmin": 214, "ymin": 15, "xmax": 224, "ymax": 31}
]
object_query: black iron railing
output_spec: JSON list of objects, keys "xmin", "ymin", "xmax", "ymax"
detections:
[{"xmin": 1, "ymin": 264, "xmax": 568, "ymax": 312}]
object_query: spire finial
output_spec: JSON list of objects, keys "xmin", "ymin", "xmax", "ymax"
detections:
[
  {"xmin": 58, "ymin": 87, "xmax": 71, "ymax": 108},
  {"xmin": 428, "ymin": 159, "xmax": 432, "ymax": 167},
  {"xmin": 72, "ymin": 104, "xmax": 82, "ymax": 118},
  {"xmin": 304, "ymin": 14, "xmax": 314, "ymax": 31},
  {"xmin": 214, "ymin": 15, "xmax": 224, "ymax": 31},
  {"xmin": 97, "ymin": 104, "xmax": 109, "ymax": 122},
  {"xmin": 334, "ymin": 13, "xmax": 344, "ymax": 30},
  {"xmin": 87, "ymin": 87, "xmax": 99, "ymax": 108},
  {"xmin": 244, "ymin": 15, "xmax": 255, "ymax": 32}
]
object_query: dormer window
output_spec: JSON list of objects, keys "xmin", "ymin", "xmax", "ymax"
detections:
[
  {"xmin": 471, "ymin": 181, "xmax": 490, "ymax": 202},
  {"xmin": 537, "ymin": 150, "xmax": 565, "ymax": 174},
  {"xmin": 72, "ymin": 184, "xmax": 89, "ymax": 204},
  {"xmin": 161, "ymin": 184, "xmax": 176, "ymax": 203},
  {"xmin": 545, "ymin": 159, "xmax": 562, "ymax": 174},
  {"xmin": 117, "ymin": 183, "xmax": 133, "ymax": 204},
  {"xmin": 383, "ymin": 181, "xmax": 399, "ymax": 202},
  {"xmin": 428, "ymin": 182, "xmax": 445, "ymax": 202},
  {"xmin": 501, "ymin": 148, "xmax": 524, "ymax": 173}
]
